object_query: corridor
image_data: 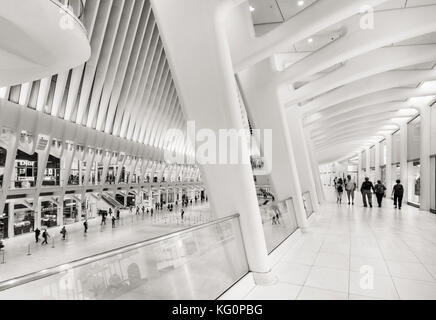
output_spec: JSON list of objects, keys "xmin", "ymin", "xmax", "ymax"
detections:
[{"xmin": 224, "ymin": 188, "xmax": 436, "ymax": 300}]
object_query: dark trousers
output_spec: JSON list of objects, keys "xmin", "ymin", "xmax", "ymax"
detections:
[
  {"xmin": 362, "ymin": 190, "xmax": 373, "ymax": 207},
  {"xmin": 394, "ymin": 194, "xmax": 403, "ymax": 208},
  {"xmin": 376, "ymin": 194, "xmax": 384, "ymax": 207}
]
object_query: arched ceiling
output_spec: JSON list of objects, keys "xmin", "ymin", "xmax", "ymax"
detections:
[
  {"xmin": 245, "ymin": 0, "xmax": 436, "ymax": 164},
  {"xmin": 0, "ymin": 0, "xmax": 191, "ymax": 159}
]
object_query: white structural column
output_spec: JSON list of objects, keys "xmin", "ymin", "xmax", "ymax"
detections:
[
  {"xmin": 357, "ymin": 152, "xmax": 362, "ymax": 186},
  {"xmin": 385, "ymin": 135, "xmax": 393, "ymax": 195},
  {"xmin": 420, "ymin": 105, "xmax": 431, "ymax": 211},
  {"xmin": 365, "ymin": 148, "xmax": 371, "ymax": 179},
  {"xmin": 237, "ymin": 59, "xmax": 309, "ymax": 228},
  {"xmin": 287, "ymin": 107, "xmax": 320, "ymax": 212},
  {"xmin": 304, "ymin": 128, "xmax": 325, "ymax": 203},
  {"xmin": 151, "ymin": 0, "xmax": 273, "ymax": 284},
  {"xmin": 400, "ymin": 122, "xmax": 409, "ymax": 202},
  {"xmin": 375, "ymin": 142, "xmax": 381, "ymax": 182}
]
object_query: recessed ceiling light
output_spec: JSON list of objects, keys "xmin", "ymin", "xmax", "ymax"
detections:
[
  {"xmin": 298, "ymin": 0, "xmax": 305, "ymax": 6},
  {"xmin": 307, "ymin": 38, "xmax": 313, "ymax": 43},
  {"xmin": 249, "ymin": 5, "xmax": 255, "ymax": 12}
]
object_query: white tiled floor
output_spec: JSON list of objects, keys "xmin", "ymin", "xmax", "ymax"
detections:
[{"xmin": 237, "ymin": 188, "xmax": 436, "ymax": 300}]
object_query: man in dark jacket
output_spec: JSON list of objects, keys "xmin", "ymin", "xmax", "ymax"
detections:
[
  {"xmin": 392, "ymin": 179, "xmax": 404, "ymax": 210},
  {"xmin": 360, "ymin": 177, "xmax": 375, "ymax": 208}
]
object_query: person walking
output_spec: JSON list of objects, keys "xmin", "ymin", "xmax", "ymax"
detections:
[
  {"xmin": 360, "ymin": 177, "xmax": 375, "ymax": 208},
  {"xmin": 345, "ymin": 175, "xmax": 357, "ymax": 205},
  {"xmin": 83, "ymin": 220, "xmax": 88, "ymax": 234},
  {"xmin": 374, "ymin": 180, "xmax": 387, "ymax": 207},
  {"xmin": 117, "ymin": 209, "xmax": 120, "ymax": 220},
  {"xmin": 41, "ymin": 229, "xmax": 50, "ymax": 245},
  {"xmin": 335, "ymin": 178, "xmax": 344, "ymax": 204},
  {"xmin": 60, "ymin": 226, "xmax": 67, "ymax": 240},
  {"xmin": 101, "ymin": 212, "xmax": 107, "ymax": 226},
  {"xmin": 181, "ymin": 209, "xmax": 185, "ymax": 220},
  {"xmin": 34, "ymin": 228, "xmax": 41, "ymax": 243},
  {"xmin": 112, "ymin": 215, "xmax": 116, "ymax": 228},
  {"xmin": 392, "ymin": 179, "xmax": 405, "ymax": 210},
  {"xmin": 108, "ymin": 208, "xmax": 112, "ymax": 217}
]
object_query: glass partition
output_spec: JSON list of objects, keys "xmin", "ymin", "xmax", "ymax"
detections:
[
  {"xmin": 0, "ymin": 215, "xmax": 248, "ymax": 300},
  {"xmin": 257, "ymin": 188, "xmax": 298, "ymax": 253},
  {"xmin": 408, "ymin": 161, "xmax": 420, "ymax": 206}
]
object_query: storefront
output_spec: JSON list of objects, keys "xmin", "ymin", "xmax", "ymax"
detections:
[
  {"xmin": 63, "ymin": 199, "xmax": 80, "ymax": 225},
  {"xmin": 381, "ymin": 165, "xmax": 386, "ymax": 186},
  {"xmin": 40, "ymin": 200, "xmax": 58, "ymax": 228},
  {"xmin": 14, "ymin": 204, "xmax": 35, "ymax": 236},
  {"xmin": 431, "ymin": 156, "xmax": 435, "ymax": 214},
  {"xmin": 407, "ymin": 116, "xmax": 421, "ymax": 206},
  {"xmin": 392, "ymin": 163, "xmax": 401, "ymax": 187},
  {"xmin": 13, "ymin": 150, "xmax": 38, "ymax": 188},
  {"xmin": 0, "ymin": 146, "xmax": 6, "ymax": 188},
  {"xmin": 407, "ymin": 161, "xmax": 421, "ymax": 206},
  {"xmin": 42, "ymin": 155, "xmax": 60, "ymax": 186},
  {"xmin": 0, "ymin": 204, "xmax": 9, "ymax": 239}
]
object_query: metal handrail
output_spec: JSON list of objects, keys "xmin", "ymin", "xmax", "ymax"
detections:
[{"xmin": 0, "ymin": 213, "xmax": 240, "ymax": 292}]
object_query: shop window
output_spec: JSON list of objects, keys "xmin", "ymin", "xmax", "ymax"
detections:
[
  {"xmin": 0, "ymin": 204, "xmax": 9, "ymax": 239},
  {"xmin": 381, "ymin": 166, "xmax": 386, "ymax": 186},
  {"xmin": 0, "ymin": 146, "xmax": 6, "ymax": 188},
  {"xmin": 14, "ymin": 204, "xmax": 35, "ymax": 236},
  {"xmin": 41, "ymin": 201, "xmax": 58, "ymax": 228},
  {"xmin": 42, "ymin": 155, "xmax": 60, "ymax": 186},
  {"xmin": 63, "ymin": 199, "xmax": 79, "ymax": 225},
  {"xmin": 13, "ymin": 150, "xmax": 38, "ymax": 188},
  {"xmin": 408, "ymin": 161, "xmax": 421, "ymax": 205},
  {"xmin": 68, "ymin": 159, "xmax": 80, "ymax": 185}
]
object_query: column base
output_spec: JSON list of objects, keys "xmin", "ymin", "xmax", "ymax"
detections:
[
  {"xmin": 299, "ymin": 226, "xmax": 310, "ymax": 234},
  {"xmin": 252, "ymin": 270, "xmax": 277, "ymax": 286}
]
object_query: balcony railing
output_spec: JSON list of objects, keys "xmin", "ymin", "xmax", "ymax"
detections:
[{"xmin": 0, "ymin": 214, "xmax": 248, "ymax": 300}]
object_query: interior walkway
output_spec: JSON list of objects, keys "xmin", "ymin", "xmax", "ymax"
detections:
[
  {"xmin": 227, "ymin": 188, "xmax": 436, "ymax": 300},
  {"xmin": 0, "ymin": 204, "xmax": 211, "ymax": 283}
]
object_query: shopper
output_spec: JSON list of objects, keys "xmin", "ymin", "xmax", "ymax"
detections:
[
  {"xmin": 60, "ymin": 226, "xmax": 67, "ymax": 240},
  {"xmin": 345, "ymin": 175, "xmax": 357, "ymax": 205},
  {"xmin": 34, "ymin": 228, "xmax": 41, "ymax": 243},
  {"xmin": 392, "ymin": 179, "xmax": 404, "ymax": 210},
  {"xmin": 374, "ymin": 180, "xmax": 387, "ymax": 207},
  {"xmin": 101, "ymin": 212, "xmax": 107, "ymax": 226},
  {"xmin": 335, "ymin": 178, "xmax": 344, "ymax": 204},
  {"xmin": 83, "ymin": 220, "xmax": 88, "ymax": 234},
  {"xmin": 360, "ymin": 177, "xmax": 375, "ymax": 208},
  {"xmin": 41, "ymin": 229, "xmax": 50, "ymax": 245}
]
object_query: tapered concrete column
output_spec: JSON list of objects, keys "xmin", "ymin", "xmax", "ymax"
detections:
[
  {"xmin": 304, "ymin": 129, "xmax": 325, "ymax": 203},
  {"xmin": 375, "ymin": 143, "xmax": 381, "ymax": 182},
  {"xmin": 420, "ymin": 105, "xmax": 431, "ymax": 211},
  {"xmin": 237, "ymin": 59, "xmax": 308, "ymax": 230},
  {"xmin": 365, "ymin": 148, "xmax": 371, "ymax": 179},
  {"xmin": 151, "ymin": 0, "xmax": 273, "ymax": 284},
  {"xmin": 287, "ymin": 107, "xmax": 320, "ymax": 212},
  {"xmin": 357, "ymin": 152, "xmax": 362, "ymax": 187},
  {"xmin": 385, "ymin": 135, "xmax": 393, "ymax": 195},
  {"xmin": 400, "ymin": 123, "xmax": 409, "ymax": 202}
]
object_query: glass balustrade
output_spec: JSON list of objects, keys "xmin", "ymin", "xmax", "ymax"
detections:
[{"xmin": 0, "ymin": 214, "xmax": 248, "ymax": 300}]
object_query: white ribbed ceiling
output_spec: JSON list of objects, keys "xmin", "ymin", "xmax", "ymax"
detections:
[{"xmin": 0, "ymin": 0, "xmax": 187, "ymax": 154}]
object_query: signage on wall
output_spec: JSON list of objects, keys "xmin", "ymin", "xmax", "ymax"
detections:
[{"xmin": 36, "ymin": 135, "xmax": 49, "ymax": 151}]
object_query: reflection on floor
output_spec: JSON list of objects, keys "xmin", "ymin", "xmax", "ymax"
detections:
[
  {"xmin": 232, "ymin": 188, "xmax": 436, "ymax": 300},
  {"xmin": 0, "ymin": 204, "xmax": 211, "ymax": 283}
]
